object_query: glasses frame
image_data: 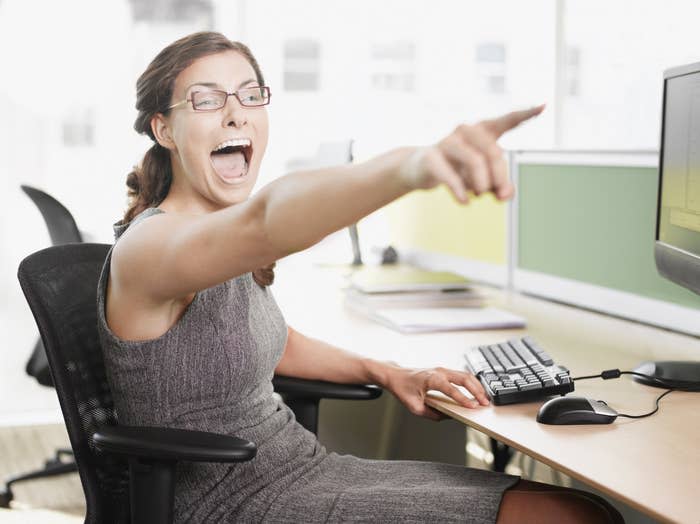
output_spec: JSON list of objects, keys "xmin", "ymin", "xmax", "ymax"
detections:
[{"xmin": 168, "ymin": 86, "xmax": 271, "ymax": 111}]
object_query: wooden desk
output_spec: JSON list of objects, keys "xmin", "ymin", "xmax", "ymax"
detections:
[{"xmin": 273, "ymin": 257, "xmax": 700, "ymax": 524}]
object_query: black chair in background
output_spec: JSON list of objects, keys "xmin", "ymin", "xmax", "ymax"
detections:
[
  {"xmin": 0, "ymin": 186, "xmax": 86, "ymax": 508},
  {"xmin": 21, "ymin": 185, "xmax": 83, "ymax": 245},
  {"xmin": 10, "ymin": 242, "xmax": 380, "ymax": 522},
  {"xmin": 21, "ymin": 184, "xmax": 83, "ymax": 386}
]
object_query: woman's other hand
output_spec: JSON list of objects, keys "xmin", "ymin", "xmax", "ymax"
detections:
[
  {"xmin": 384, "ymin": 366, "xmax": 490, "ymax": 421},
  {"xmin": 399, "ymin": 104, "xmax": 545, "ymax": 203}
]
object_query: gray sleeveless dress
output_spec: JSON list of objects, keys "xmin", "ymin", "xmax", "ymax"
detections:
[{"xmin": 97, "ymin": 208, "xmax": 518, "ymax": 523}]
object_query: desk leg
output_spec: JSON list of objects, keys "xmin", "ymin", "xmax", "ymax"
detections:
[{"xmin": 490, "ymin": 438, "xmax": 512, "ymax": 473}]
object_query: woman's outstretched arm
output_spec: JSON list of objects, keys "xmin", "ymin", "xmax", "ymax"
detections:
[{"xmin": 113, "ymin": 106, "xmax": 543, "ymax": 306}]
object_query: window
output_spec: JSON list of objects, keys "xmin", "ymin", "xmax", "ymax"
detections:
[
  {"xmin": 128, "ymin": 0, "xmax": 213, "ymax": 25},
  {"xmin": 475, "ymin": 42, "xmax": 507, "ymax": 95},
  {"xmin": 61, "ymin": 108, "xmax": 95, "ymax": 147},
  {"xmin": 283, "ymin": 39, "xmax": 321, "ymax": 92},
  {"xmin": 565, "ymin": 46, "xmax": 580, "ymax": 97},
  {"xmin": 370, "ymin": 41, "xmax": 416, "ymax": 92}
]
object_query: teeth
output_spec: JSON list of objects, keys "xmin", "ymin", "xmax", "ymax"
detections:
[{"xmin": 214, "ymin": 137, "xmax": 251, "ymax": 152}]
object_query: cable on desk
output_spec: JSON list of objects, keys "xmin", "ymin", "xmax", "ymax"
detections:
[
  {"xmin": 615, "ymin": 388, "xmax": 675, "ymax": 419},
  {"xmin": 572, "ymin": 369, "xmax": 700, "ymax": 390},
  {"xmin": 571, "ymin": 369, "xmax": 698, "ymax": 419}
]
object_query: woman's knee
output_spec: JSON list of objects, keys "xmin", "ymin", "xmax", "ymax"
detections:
[{"xmin": 497, "ymin": 481, "xmax": 624, "ymax": 524}]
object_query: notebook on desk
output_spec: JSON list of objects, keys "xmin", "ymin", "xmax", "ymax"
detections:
[
  {"xmin": 343, "ymin": 288, "xmax": 485, "ymax": 310},
  {"xmin": 349, "ymin": 265, "xmax": 471, "ymax": 293}
]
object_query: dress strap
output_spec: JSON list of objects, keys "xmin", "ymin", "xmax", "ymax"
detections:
[{"xmin": 112, "ymin": 207, "xmax": 165, "ymax": 241}]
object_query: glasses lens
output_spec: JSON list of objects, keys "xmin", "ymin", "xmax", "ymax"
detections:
[
  {"xmin": 192, "ymin": 90, "xmax": 227, "ymax": 110},
  {"xmin": 238, "ymin": 87, "xmax": 269, "ymax": 106}
]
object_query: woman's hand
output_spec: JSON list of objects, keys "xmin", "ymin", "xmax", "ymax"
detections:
[
  {"xmin": 399, "ymin": 105, "xmax": 545, "ymax": 203},
  {"xmin": 384, "ymin": 365, "xmax": 490, "ymax": 421}
]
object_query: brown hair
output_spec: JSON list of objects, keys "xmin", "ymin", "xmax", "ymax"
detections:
[{"xmin": 125, "ymin": 31, "xmax": 274, "ymax": 287}]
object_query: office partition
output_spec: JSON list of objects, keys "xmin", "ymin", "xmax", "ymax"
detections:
[
  {"xmin": 512, "ymin": 151, "xmax": 700, "ymax": 335},
  {"xmin": 386, "ymin": 150, "xmax": 700, "ymax": 336},
  {"xmin": 385, "ymin": 186, "xmax": 509, "ymax": 286}
]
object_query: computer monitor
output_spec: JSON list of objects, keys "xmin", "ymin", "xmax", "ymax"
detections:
[{"xmin": 635, "ymin": 61, "xmax": 700, "ymax": 386}]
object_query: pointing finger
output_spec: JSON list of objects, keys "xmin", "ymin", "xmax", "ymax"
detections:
[
  {"xmin": 482, "ymin": 104, "xmax": 545, "ymax": 138},
  {"xmin": 425, "ymin": 148, "xmax": 470, "ymax": 203},
  {"xmin": 455, "ymin": 124, "xmax": 511, "ymax": 199},
  {"xmin": 440, "ymin": 136, "xmax": 490, "ymax": 195}
]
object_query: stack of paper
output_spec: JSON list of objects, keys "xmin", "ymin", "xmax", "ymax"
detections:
[
  {"xmin": 343, "ymin": 265, "xmax": 526, "ymax": 333},
  {"xmin": 360, "ymin": 306, "xmax": 526, "ymax": 334},
  {"xmin": 343, "ymin": 288, "xmax": 485, "ymax": 310}
]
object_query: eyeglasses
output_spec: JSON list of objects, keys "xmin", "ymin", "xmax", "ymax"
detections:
[{"xmin": 168, "ymin": 86, "xmax": 271, "ymax": 111}]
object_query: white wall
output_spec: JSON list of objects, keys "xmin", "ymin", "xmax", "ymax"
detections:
[{"xmin": 2, "ymin": 0, "xmax": 699, "ymax": 423}]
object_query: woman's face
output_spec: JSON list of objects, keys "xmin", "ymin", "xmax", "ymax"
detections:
[{"xmin": 157, "ymin": 50, "xmax": 269, "ymax": 211}]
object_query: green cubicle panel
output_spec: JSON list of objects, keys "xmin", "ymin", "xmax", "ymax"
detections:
[{"xmin": 517, "ymin": 160, "xmax": 700, "ymax": 310}]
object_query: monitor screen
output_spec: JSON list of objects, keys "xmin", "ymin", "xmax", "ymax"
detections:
[{"xmin": 656, "ymin": 63, "xmax": 700, "ymax": 296}]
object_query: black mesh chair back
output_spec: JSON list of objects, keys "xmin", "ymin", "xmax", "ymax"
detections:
[
  {"xmin": 21, "ymin": 184, "xmax": 83, "ymax": 385},
  {"xmin": 20, "ymin": 184, "xmax": 83, "ymax": 245},
  {"xmin": 18, "ymin": 243, "xmax": 129, "ymax": 523}
]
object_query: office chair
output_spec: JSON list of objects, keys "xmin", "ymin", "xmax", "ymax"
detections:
[
  {"xmin": 0, "ymin": 186, "xmax": 87, "ymax": 507},
  {"xmin": 20, "ymin": 185, "xmax": 83, "ymax": 245},
  {"xmin": 10, "ymin": 242, "xmax": 380, "ymax": 522},
  {"xmin": 21, "ymin": 184, "xmax": 83, "ymax": 386}
]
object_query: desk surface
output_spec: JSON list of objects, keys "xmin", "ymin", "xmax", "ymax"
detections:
[{"xmin": 273, "ymin": 257, "xmax": 700, "ymax": 524}]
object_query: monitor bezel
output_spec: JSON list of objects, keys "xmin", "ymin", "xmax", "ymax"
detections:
[{"xmin": 654, "ymin": 61, "xmax": 700, "ymax": 296}]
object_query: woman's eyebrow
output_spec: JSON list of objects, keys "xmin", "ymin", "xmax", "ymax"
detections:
[{"xmin": 185, "ymin": 79, "xmax": 259, "ymax": 92}]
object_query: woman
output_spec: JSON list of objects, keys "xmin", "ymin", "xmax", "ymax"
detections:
[{"xmin": 98, "ymin": 32, "xmax": 623, "ymax": 523}]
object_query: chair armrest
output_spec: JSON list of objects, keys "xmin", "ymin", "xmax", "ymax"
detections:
[
  {"xmin": 272, "ymin": 375, "xmax": 382, "ymax": 401},
  {"xmin": 93, "ymin": 425, "xmax": 256, "ymax": 463}
]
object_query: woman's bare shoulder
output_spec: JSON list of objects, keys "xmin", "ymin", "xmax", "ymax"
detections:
[
  {"xmin": 113, "ymin": 211, "xmax": 190, "ymax": 266},
  {"xmin": 110, "ymin": 212, "xmax": 187, "ymax": 293}
]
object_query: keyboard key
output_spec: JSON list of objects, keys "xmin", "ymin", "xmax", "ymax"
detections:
[
  {"xmin": 508, "ymin": 338, "xmax": 538, "ymax": 366},
  {"xmin": 494, "ymin": 386, "xmax": 519, "ymax": 396},
  {"xmin": 492, "ymin": 344, "xmax": 517, "ymax": 372},
  {"xmin": 501, "ymin": 343, "xmax": 527, "ymax": 370},
  {"xmin": 479, "ymin": 346, "xmax": 505, "ymax": 374},
  {"xmin": 523, "ymin": 337, "xmax": 555, "ymax": 366},
  {"xmin": 535, "ymin": 352, "xmax": 554, "ymax": 366},
  {"xmin": 522, "ymin": 336, "xmax": 543, "ymax": 352},
  {"xmin": 465, "ymin": 351, "xmax": 490, "ymax": 375},
  {"xmin": 518, "ymin": 383, "xmax": 543, "ymax": 392},
  {"xmin": 488, "ymin": 344, "xmax": 506, "ymax": 364}
]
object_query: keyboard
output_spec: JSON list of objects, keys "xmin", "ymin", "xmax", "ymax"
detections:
[{"xmin": 464, "ymin": 336, "xmax": 575, "ymax": 405}]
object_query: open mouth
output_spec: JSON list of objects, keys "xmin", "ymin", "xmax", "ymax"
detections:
[{"xmin": 210, "ymin": 138, "xmax": 253, "ymax": 182}]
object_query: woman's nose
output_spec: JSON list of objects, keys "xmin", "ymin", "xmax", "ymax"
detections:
[{"xmin": 223, "ymin": 97, "xmax": 248, "ymax": 128}]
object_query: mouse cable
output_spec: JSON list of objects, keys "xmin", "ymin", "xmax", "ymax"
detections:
[
  {"xmin": 614, "ymin": 388, "xmax": 675, "ymax": 419},
  {"xmin": 572, "ymin": 369, "xmax": 700, "ymax": 390},
  {"xmin": 572, "ymin": 369, "xmax": 690, "ymax": 419}
]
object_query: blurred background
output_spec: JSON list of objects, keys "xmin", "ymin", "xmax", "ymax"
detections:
[{"xmin": 2, "ymin": 0, "xmax": 700, "ymax": 423}]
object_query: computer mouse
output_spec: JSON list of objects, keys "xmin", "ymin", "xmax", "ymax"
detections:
[{"xmin": 536, "ymin": 396, "xmax": 618, "ymax": 425}]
